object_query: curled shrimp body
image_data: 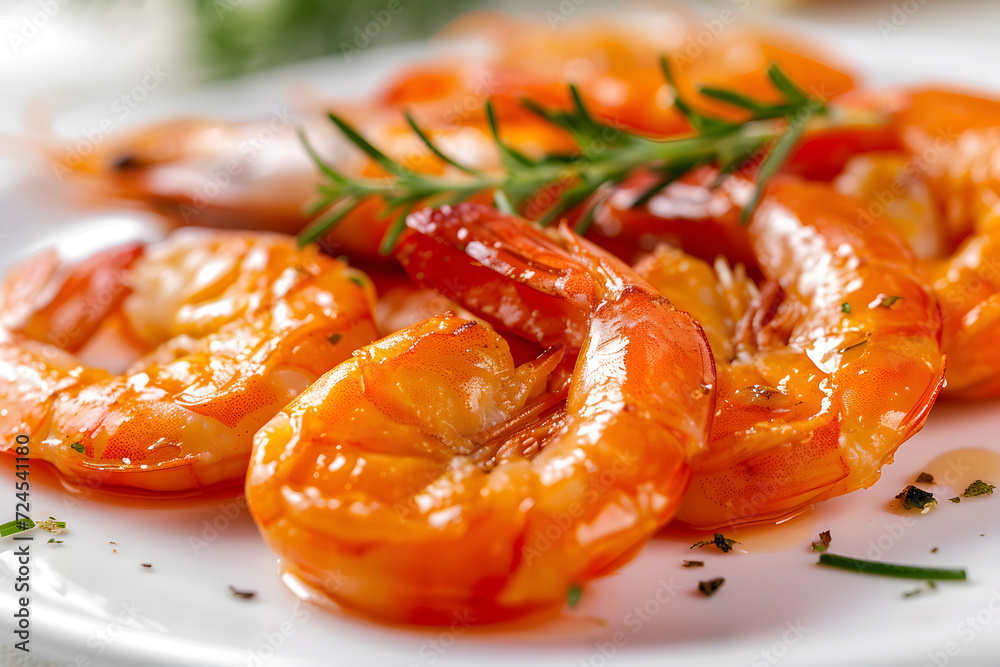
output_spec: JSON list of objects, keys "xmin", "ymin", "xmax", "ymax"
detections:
[
  {"xmin": 400, "ymin": 185, "xmax": 945, "ymax": 529},
  {"xmin": 835, "ymin": 88, "xmax": 1000, "ymax": 399},
  {"xmin": 246, "ymin": 204, "xmax": 715, "ymax": 624},
  {"xmin": 634, "ymin": 177, "xmax": 946, "ymax": 527},
  {"xmin": 0, "ymin": 230, "xmax": 377, "ymax": 493}
]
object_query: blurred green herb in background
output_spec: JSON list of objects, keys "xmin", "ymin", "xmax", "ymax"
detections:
[{"xmin": 190, "ymin": 0, "xmax": 480, "ymax": 80}]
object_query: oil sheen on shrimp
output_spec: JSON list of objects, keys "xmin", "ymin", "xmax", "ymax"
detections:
[
  {"xmin": 0, "ymin": 229, "xmax": 377, "ymax": 493},
  {"xmin": 246, "ymin": 204, "xmax": 715, "ymax": 624},
  {"xmin": 634, "ymin": 177, "xmax": 946, "ymax": 528},
  {"xmin": 397, "ymin": 184, "xmax": 946, "ymax": 529},
  {"xmin": 835, "ymin": 87, "xmax": 1000, "ymax": 399}
]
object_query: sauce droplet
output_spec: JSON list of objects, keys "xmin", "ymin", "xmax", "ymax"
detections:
[
  {"xmin": 920, "ymin": 448, "xmax": 1000, "ymax": 495},
  {"xmin": 659, "ymin": 509, "xmax": 816, "ymax": 554}
]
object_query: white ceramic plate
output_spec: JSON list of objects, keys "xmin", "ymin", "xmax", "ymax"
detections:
[{"xmin": 2, "ymin": 11, "xmax": 1000, "ymax": 667}]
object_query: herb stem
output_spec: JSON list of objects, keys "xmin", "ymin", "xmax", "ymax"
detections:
[
  {"xmin": 298, "ymin": 61, "xmax": 835, "ymax": 253},
  {"xmin": 817, "ymin": 553, "xmax": 967, "ymax": 580}
]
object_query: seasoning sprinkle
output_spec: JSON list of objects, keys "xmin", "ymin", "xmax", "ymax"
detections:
[
  {"xmin": 229, "ymin": 585, "xmax": 257, "ymax": 600},
  {"xmin": 698, "ymin": 578, "xmax": 725, "ymax": 596},
  {"xmin": 895, "ymin": 485, "xmax": 937, "ymax": 511},
  {"xmin": 690, "ymin": 533, "xmax": 739, "ymax": 553},
  {"xmin": 812, "ymin": 530, "xmax": 832, "ymax": 553}
]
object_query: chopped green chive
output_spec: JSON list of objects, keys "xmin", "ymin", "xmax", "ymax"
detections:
[
  {"xmin": 1, "ymin": 518, "xmax": 35, "ymax": 537},
  {"xmin": 70, "ymin": 442, "xmax": 85, "ymax": 454},
  {"xmin": 1, "ymin": 517, "xmax": 65, "ymax": 538},
  {"xmin": 817, "ymin": 553, "xmax": 966, "ymax": 580},
  {"xmin": 840, "ymin": 302, "xmax": 851, "ymax": 314}
]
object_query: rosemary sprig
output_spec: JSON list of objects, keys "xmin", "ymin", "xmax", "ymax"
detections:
[{"xmin": 298, "ymin": 58, "xmax": 829, "ymax": 254}]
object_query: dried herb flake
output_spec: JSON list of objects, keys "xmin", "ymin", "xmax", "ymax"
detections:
[
  {"xmin": 698, "ymin": 578, "xmax": 725, "ymax": 596},
  {"xmin": 229, "ymin": 585, "xmax": 257, "ymax": 600},
  {"xmin": 896, "ymin": 485, "xmax": 937, "ymax": 511},
  {"xmin": 961, "ymin": 480, "xmax": 995, "ymax": 498},
  {"xmin": 812, "ymin": 530, "xmax": 832, "ymax": 553},
  {"xmin": 691, "ymin": 533, "xmax": 739, "ymax": 553}
]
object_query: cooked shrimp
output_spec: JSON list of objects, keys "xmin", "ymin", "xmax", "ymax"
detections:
[
  {"xmin": 0, "ymin": 229, "xmax": 378, "ymax": 493},
  {"xmin": 49, "ymin": 113, "xmax": 401, "ymax": 262},
  {"xmin": 586, "ymin": 95, "xmax": 900, "ymax": 267},
  {"xmin": 400, "ymin": 182, "xmax": 945, "ymax": 529},
  {"xmin": 49, "ymin": 19, "xmax": 856, "ymax": 263},
  {"xmin": 635, "ymin": 177, "xmax": 946, "ymax": 527},
  {"xmin": 246, "ymin": 204, "xmax": 715, "ymax": 624},
  {"xmin": 835, "ymin": 88, "xmax": 1000, "ymax": 399}
]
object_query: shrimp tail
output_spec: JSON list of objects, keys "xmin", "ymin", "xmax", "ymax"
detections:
[{"xmin": 1, "ymin": 243, "xmax": 143, "ymax": 352}]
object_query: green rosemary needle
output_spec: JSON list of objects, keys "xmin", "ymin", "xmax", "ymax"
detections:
[{"xmin": 298, "ymin": 57, "xmax": 830, "ymax": 254}]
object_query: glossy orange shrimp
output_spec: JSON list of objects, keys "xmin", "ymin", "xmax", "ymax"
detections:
[
  {"xmin": 635, "ymin": 177, "xmax": 946, "ymax": 527},
  {"xmin": 246, "ymin": 204, "xmax": 715, "ymax": 624},
  {"xmin": 0, "ymin": 230, "xmax": 378, "ymax": 493},
  {"xmin": 401, "ymin": 184, "xmax": 945, "ymax": 529},
  {"xmin": 397, "ymin": 16, "xmax": 856, "ymax": 139},
  {"xmin": 834, "ymin": 88, "xmax": 1000, "ymax": 399},
  {"xmin": 586, "ymin": 92, "xmax": 901, "ymax": 267},
  {"xmin": 49, "ymin": 18, "xmax": 857, "ymax": 263},
  {"xmin": 50, "ymin": 112, "xmax": 400, "ymax": 262}
]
